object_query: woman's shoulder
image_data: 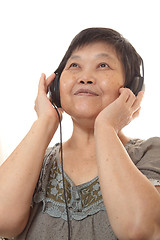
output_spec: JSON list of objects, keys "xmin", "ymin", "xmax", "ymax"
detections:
[
  {"xmin": 126, "ymin": 136, "xmax": 160, "ymax": 163},
  {"xmin": 33, "ymin": 143, "xmax": 60, "ymax": 203},
  {"xmin": 128, "ymin": 136, "xmax": 160, "ymax": 146},
  {"xmin": 41, "ymin": 143, "xmax": 60, "ymax": 175},
  {"xmin": 126, "ymin": 137, "xmax": 160, "ymax": 184},
  {"xmin": 126, "ymin": 136, "xmax": 160, "ymax": 150},
  {"xmin": 140, "ymin": 136, "xmax": 160, "ymax": 146},
  {"xmin": 44, "ymin": 143, "xmax": 60, "ymax": 158}
]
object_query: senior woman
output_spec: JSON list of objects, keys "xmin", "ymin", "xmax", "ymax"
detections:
[{"xmin": 0, "ymin": 28, "xmax": 160, "ymax": 240}]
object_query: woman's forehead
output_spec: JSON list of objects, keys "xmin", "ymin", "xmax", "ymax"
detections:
[{"xmin": 69, "ymin": 42, "xmax": 118, "ymax": 60}]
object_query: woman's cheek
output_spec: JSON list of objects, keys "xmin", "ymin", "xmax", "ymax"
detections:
[
  {"xmin": 60, "ymin": 70, "xmax": 76, "ymax": 88},
  {"xmin": 59, "ymin": 75, "xmax": 74, "ymax": 111},
  {"xmin": 100, "ymin": 79, "xmax": 122, "ymax": 103}
]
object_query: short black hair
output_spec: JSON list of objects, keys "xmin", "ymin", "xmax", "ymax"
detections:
[{"xmin": 55, "ymin": 27, "xmax": 142, "ymax": 88}]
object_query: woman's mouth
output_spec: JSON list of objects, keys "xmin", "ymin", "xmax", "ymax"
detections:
[{"xmin": 74, "ymin": 88, "xmax": 99, "ymax": 96}]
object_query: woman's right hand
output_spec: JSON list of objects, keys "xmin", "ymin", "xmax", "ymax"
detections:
[{"xmin": 34, "ymin": 73, "xmax": 63, "ymax": 126}]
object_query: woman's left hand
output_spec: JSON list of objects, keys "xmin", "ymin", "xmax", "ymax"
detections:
[{"xmin": 95, "ymin": 88, "xmax": 144, "ymax": 133}]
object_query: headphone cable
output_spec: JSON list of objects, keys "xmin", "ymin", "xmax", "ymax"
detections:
[{"xmin": 53, "ymin": 103, "xmax": 71, "ymax": 240}]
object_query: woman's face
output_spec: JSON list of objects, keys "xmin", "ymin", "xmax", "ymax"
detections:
[{"xmin": 60, "ymin": 42, "xmax": 125, "ymax": 120}]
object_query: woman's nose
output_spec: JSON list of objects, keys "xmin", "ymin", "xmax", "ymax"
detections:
[
  {"xmin": 79, "ymin": 80, "xmax": 93, "ymax": 84},
  {"xmin": 77, "ymin": 73, "xmax": 96, "ymax": 85}
]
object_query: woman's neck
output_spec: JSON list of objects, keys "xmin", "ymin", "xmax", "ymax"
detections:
[
  {"xmin": 65, "ymin": 121, "xmax": 95, "ymax": 151},
  {"xmin": 64, "ymin": 120, "xmax": 131, "ymax": 151}
]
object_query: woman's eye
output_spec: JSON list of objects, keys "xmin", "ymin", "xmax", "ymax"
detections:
[
  {"xmin": 70, "ymin": 63, "xmax": 79, "ymax": 68},
  {"xmin": 99, "ymin": 63, "xmax": 109, "ymax": 68}
]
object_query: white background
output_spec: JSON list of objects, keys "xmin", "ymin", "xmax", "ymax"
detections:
[{"xmin": 0, "ymin": 0, "xmax": 160, "ymax": 164}]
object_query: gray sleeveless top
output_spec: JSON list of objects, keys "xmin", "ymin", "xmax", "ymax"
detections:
[{"xmin": 14, "ymin": 137, "xmax": 160, "ymax": 240}]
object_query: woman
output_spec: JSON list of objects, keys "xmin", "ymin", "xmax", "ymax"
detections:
[{"xmin": 0, "ymin": 28, "xmax": 160, "ymax": 240}]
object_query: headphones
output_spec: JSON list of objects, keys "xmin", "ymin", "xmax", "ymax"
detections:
[
  {"xmin": 126, "ymin": 58, "xmax": 145, "ymax": 97},
  {"xmin": 49, "ymin": 59, "xmax": 145, "ymax": 108},
  {"xmin": 49, "ymin": 73, "xmax": 61, "ymax": 108}
]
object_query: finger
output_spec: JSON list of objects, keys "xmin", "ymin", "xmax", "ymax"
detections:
[
  {"xmin": 126, "ymin": 91, "xmax": 136, "ymax": 107},
  {"xmin": 132, "ymin": 106, "xmax": 141, "ymax": 120},
  {"xmin": 132, "ymin": 91, "xmax": 144, "ymax": 111},
  {"xmin": 38, "ymin": 73, "xmax": 46, "ymax": 94},
  {"xmin": 46, "ymin": 72, "xmax": 56, "ymax": 86},
  {"xmin": 118, "ymin": 88, "xmax": 131, "ymax": 103},
  {"xmin": 120, "ymin": 88, "xmax": 137, "ymax": 107}
]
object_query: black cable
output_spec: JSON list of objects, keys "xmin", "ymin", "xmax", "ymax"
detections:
[{"xmin": 53, "ymin": 103, "xmax": 71, "ymax": 240}]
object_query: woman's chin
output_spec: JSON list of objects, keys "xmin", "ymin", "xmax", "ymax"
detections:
[{"xmin": 67, "ymin": 105, "xmax": 100, "ymax": 119}]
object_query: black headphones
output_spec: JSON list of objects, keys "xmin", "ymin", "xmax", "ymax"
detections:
[
  {"xmin": 49, "ymin": 73, "xmax": 61, "ymax": 108},
  {"xmin": 127, "ymin": 58, "xmax": 145, "ymax": 96},
  {"xmin": 49, "ymin": 59, "xmax": 145, "ymax": 108}
]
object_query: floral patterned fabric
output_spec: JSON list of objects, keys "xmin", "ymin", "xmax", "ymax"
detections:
[{"xmin": 34, "ymin": 143, "xmax": 106, "ymax": 221}]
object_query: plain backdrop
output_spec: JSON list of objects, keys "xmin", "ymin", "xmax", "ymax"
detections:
[{"xmin": 0, "ymin": 0, "xmax": 160, "ymax": 164}]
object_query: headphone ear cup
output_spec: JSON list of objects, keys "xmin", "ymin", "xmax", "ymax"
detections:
[
  {"xmin": 129, "ymin": 76, "xmax": 144, "ymax": 96},
  {"xmin": 48, "ymin": 74, "xmax": 61, "ymax": 108}
]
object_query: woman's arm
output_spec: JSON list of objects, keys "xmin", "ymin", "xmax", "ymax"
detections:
[
  {"xmin": 94, "ymin": 88, "xmax": 160, "ymax": 240},
  {"xmin": 0, "ymin": 73, "xmax": 61, "ymax": 238}
]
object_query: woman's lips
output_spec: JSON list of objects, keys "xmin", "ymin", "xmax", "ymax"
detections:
[{"xmin": 74, "ymin": 88, "xmax": 99, "ymax": 96}]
